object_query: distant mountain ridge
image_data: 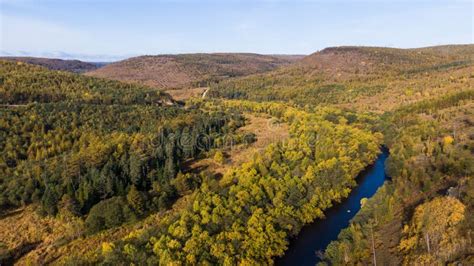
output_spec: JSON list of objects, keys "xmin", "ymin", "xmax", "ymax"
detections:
[
  {"xmin": 86, "ymin": 53, "xmax": 301, "ymax": 89},
  {"xmin": 0, "ymin": 56, "xmax": 105, "ymax": 73}
]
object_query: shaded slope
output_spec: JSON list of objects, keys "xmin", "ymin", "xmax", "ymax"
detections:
[
  {"xmin": 0, "ymin": 60, "xmax": 174, "ymax": 106},
  {"xmin": 0, "ymin": 57, "xmax": 104, "ymax": 73}
]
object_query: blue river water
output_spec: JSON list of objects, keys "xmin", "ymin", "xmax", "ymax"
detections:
[{"xmin": 276, "ymin": 148, "xmax": 389, "ymax": 265}]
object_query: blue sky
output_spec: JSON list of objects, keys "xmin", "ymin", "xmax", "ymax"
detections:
[{"xmin": 1, "ymin": 0, "xmax": 473, "ymax": 61}]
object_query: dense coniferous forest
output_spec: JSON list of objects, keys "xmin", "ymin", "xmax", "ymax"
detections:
[
  {"xmin": 0, "ymin": 61, "xmax": 173, "ymax": 105},
  {"xmin": 0, "ymin": 44, "xmax": 472, "ymax": 265},
  {"xmin": 0, "ymin": 61, "xmax": 245, "ymax": 236}
]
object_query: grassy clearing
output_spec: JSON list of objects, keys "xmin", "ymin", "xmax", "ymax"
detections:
[
  {"xmin": 165, "ymin": 87, "xmax": 208, "ymax": 101},
  {"xmin": 186, "ymin": 113, "xmax": 289, "ymax": 175}
]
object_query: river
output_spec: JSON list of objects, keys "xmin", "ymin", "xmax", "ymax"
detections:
[{"xmin": 276, "ymin": 148, "xmax": 389, "ymax": 265}]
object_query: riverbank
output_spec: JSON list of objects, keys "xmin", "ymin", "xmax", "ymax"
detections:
[{"xmin": 277, "ymin": 148, "xmax": 389, "ymax": 265}]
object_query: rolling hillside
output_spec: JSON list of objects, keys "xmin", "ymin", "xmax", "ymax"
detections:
[
  {"xmin": 86, "ymin": 53, "xmax": 301, "ymax": 89},
  {"xmin": 0, "ymin": 57, "xmax": 104, "ymax": 73},
  {"xmin": 210, "ymin": 45, "xmax": 474, "ymax": 111},
  {"xmin": 0, "ymin": 60, "xmax": 174, "ymax": 105}
]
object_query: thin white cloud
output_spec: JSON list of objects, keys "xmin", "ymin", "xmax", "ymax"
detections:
[
  {"xmin": 0, "ymin": 13, "xmax": 131, "ymax": 61},
  {"xmin": 1, "ymin": 14, "xmax": 90, "ymax": 52}
]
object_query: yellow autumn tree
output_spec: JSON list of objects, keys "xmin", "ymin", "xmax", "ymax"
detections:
[
  {"xmin": 214, "ymin": 151, "xmax": 225, "ymax": 164},
  {"xmin": 443, "ymin": 135, "xmax": 454, "ymax": 146},
  {"xmin": 101, "ymin": 242, "xmax": 115, "ymax": 255},
  {"xmin": 399, "ymin": 196, "xmax": 467, "ymax": 264}
]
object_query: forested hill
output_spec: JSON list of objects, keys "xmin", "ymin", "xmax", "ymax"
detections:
[
  {"xmin": 0, "ymin": 60, "xmax": 174, "ymax": 106},
  {"xmin": 0, "ymin": 57, "xmax": 104, "ymax": 73},
  {"xmin": 0, "ymin": 59, "xmax": 248, "ymax": 259},
  {"xmin": 300, "ymin": 44, "xmax": 474, "ymax": 74},
  {"xmin": 210, "ymin": 44, "xmax": 474, "ymax": 111},
  {"xmin": 86, "ymin": 53, "xmax": 301, "ymax": 89}
]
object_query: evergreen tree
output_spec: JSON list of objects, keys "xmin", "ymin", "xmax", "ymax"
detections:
[
  {"xmin": 127, "ymin": 185, "xmax": 145, "ymax": 215},
  {"xmin": 59, "ymin": 194, "xmax": 81, "ymax": 217},
  {"xmin": 41, "ymin": 185, "xmax": 59, "ymax": 215}
]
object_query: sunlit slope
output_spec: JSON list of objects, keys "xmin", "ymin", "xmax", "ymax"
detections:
[
  {"xmin": 87, "ymin": 53, "xmax": 301, "ymax": 89},
  {"xmin": 210, "ymin": 45, "xmax": 473, "ymax": 111}
]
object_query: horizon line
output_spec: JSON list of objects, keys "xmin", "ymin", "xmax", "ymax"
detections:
[{"xmin": 1, "ymin": 43, "xmax": 472, "ymax": 62}]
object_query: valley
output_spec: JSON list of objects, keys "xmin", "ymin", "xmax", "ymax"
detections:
[{"xmin": 0, "ymin": 44, "xmax": 472, "ymax": 265}]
